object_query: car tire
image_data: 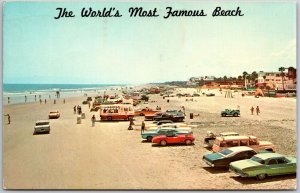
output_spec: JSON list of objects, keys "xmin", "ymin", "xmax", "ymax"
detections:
[
  {"xmin": 146, "ymin": 136, "xmax": 153, "ymax": 142},
  {"xmin": 160, "ymin": 140, "xmax": 167, "ymax": 146},
  {"xmin": 233, "ymin": 113, "xmax": 238, "ymax": 117},
  {"xmin": 185, "ymin": 139, "xmax": 192, "ymax": 145},
  {"xmin": 256, "ymin": 173, "xmax": 266, "ymax": 180},
  {"xmin": 107, "ymin": 116, "xmax": 112, "ymax": 121},
  {"xmin": 221, "ymin": 113, "xmax": 226, "ymax": 117}
]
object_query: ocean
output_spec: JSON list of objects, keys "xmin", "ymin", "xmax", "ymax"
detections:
[{"xmin": 3, "ymin": 84, "xmax": 126, "ymax": 105}]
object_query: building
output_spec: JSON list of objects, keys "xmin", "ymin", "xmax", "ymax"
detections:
[{"xmin": 257, "ymin": 67, "xmax": 296, "ymax": 91}]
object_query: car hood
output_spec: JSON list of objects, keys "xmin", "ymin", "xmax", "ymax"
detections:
[
  {"xmin": 259, "ymin": 141, "xmax": 274, "ymax": 146},
  {"xmin": 230, "ymin": 159, "xmax": 261, "ymax": 170},
  {"xmin": 203, "ymin": 153, "xmax": 224, "ymax": 161},
  {"xmin": 142, "ymin": 131, "xmax": 157, "ymax": 135}
]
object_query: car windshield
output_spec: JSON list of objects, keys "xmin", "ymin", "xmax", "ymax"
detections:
[
  {"xmin": 219, "ymin": 149, "xmax": 233, "ymax": 156},
  {"xmin": 250, "ymin": 156, "xmax": 265, "ymax": 164}
]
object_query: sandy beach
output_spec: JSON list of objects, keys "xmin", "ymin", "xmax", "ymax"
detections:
[{"xmin": 3, "ymin": 88, "xmax": 296, "ymax": 190}]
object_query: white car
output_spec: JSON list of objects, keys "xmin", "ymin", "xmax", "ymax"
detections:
[{"xmin": 34, "ymin": 120, "xmax": 50, "ymax": 134}]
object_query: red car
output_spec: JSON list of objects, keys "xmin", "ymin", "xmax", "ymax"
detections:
[
  {"xmin": 145, "ymin": 112, "xmax": 163, "ymax": 120},
  {"xmin": 152, "ymin": 131, "xmax": 195, "ymax": 146}
]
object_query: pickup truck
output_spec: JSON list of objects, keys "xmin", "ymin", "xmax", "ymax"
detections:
[{"xmin": 34, "ymin": 120, "xmax": 50, "ymax": 134}]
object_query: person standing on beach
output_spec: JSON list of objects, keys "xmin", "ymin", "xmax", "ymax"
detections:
[
  {"xmin": 88, "ymin": 102, "xmax": 91, "ymax": 109},
  {"xmin": 256, "ymin": 106, "xmax": 260, "ymax": 115},
  {"xmin": 25, "ymin": 96, "xmax": 27, "ymax": 103},
  {"xmin": 141, "ymin": 121, "xmax": 145, "ymax": 134},
  {"xmin": 250, "ymin": 106, "xmax": 254, "ymax": 115},
  {"xmin": 63, "ymin": 99, "xmax": 65, "ymax": 104},
  {"xmin": 128, "ymin": 117, "xmax": 134, "ymax": 130},
  {"xmin": 44, "ymin": 99, "xmax": 47, "ymax": 104},
  {"xmin": 91, "ymin": 115, "xmax": 96, "ymax": 127},
  {"xmin": 73, "ymin": 106, "xmax": 76, "ymax": 114},
  {"xmin": 8, "ymin": 97, "xmax": 10, "ymax": 104},
  {"xmin": 35, "ymin": 95, "xmax": 36, "ymax": 101},
  {"xmin": 54, "ymin": 99, "xmax": 56, "ymax": 104},
  {"xmin": 40, "ymin": 99, "xmax": 42, "ymax": 104}
]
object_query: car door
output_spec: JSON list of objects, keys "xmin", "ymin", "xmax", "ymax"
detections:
[
  {"xmin": 166, "ymin": 130, "xmax": 178, "ymax": 143},
  {"xmin": 275, "ymin": 158, "xmax": 295, "ymax": 175},
  {"xmin": 265, "ymin": 158, "xmax": 280, "ymax": 176}
]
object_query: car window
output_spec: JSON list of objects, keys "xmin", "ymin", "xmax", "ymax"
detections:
[
  {"xmin": 219, "ymin": 149, "xmax": 233, "ymax": 156},
  {"xmin": 267, "ymin": 159, "xmax": 278, "ymax": 165},
  {"xmin": 249, "ymin": 139, "xmax": 258, "ymax": 145},
  {"xmin": 277, "ymin": 158, "xmax": 288, "ymax": 164},
  {"xmin": 240, "ymin": 140, "xmax": 248, "ymax": 146},
  {"xmin": 250, "ymin": 156, "xmax": 265, "ymax": 164}
]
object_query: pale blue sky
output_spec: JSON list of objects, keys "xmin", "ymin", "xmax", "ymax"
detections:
[{"xmin": 3, "ymin": 2, "xmax": 296, "ymax": 84}]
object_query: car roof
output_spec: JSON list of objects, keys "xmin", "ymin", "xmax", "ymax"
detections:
[
  {"xmin": 220, "ymin": 132, "xmax": 239, "ymax": 136},
  {"xmin": 254, "ymin": 153, "xmax": 284, "ymax": 160},
  {"xmin": 226, "ymin": 146, "xmax": 254, "ymax": 152},
  {"xmin": 216, "ymin": 136, "xmax": 252, "ymax": 140}
]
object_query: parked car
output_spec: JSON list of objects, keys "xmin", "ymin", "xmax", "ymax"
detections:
[
  {"xmin": 204, "ymin": 131, "xmax": 239, "ymax": 148},
  {"xmin": 134, "ymin": 107, "xmax": 160, "ymax": 116},
  {"xmin": 229, "ymin": 153, "xmax": 296, "ymax": 180},
  {"xmin": 147, "ymin": 123, "xmax": 192, "ymax": 132},
  {"xmin": 221, "ymin": 109, "xmax": 240, "ymax": 117},
  {"xmin": 212, "ymin": 135, "xmax": 276, "ymax": 153},
  {"xmin": 152, "ymin": 131, "xmax": 195, "ymax": 146},
  {"xmin": 49, "ymin": 111, "xmax": 60, "ymax": 119},
  {"xmin": 34, "ymin": 120, "xmax": 50, "ymax": 134},
  {"xmin": 153, "ymin": 112, "xmax": 185, "ymax": 122},
  {"xmin": 142, "ymin": 127, "xmax": 192, "ymax": 142},
  {"xmin": 145, "ymin": 112, "xmax": 164, "ymax": 120},
  {"xmin": 203, "ymin": 146, "xmax": 257, "ymax": 168},
  {"xmin": 193, "ymin": 93, "xmax": 200, "ymax": 97},
  {"xmin": 206, "ymin": 93, "xmax": 215, "ymax": 97},
  {"xmin": 82, "ymin": 100, "xmax": 88, "ymax": 105}
]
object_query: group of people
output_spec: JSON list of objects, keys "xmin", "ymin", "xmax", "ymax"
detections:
[
  {"xmin": 250, "ymin": 106, "xmax": 260, "ymax": 115},
  {"xmin": 128, "ymin": 118, "xmax": 145, "ymax": 134}
]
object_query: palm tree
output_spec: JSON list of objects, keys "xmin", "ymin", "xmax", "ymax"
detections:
[{"xmin": 278, "ymin": 67, "xmax": 286, "ymax": 90}]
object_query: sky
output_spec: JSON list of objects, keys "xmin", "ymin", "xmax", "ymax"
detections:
[{"xmin": 3, "ymin": 2, "xmax": 296, "ymax": 84}]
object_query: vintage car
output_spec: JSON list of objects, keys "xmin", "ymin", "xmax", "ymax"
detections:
[
  {"xmin": 144, "ymin": 112, "xmax": 164, "ymax": 120},
  {"xmin": 203, "ymin": 146, "xmax": 257, "ymax": 168},
  {"xmin": 212, "ymin": 135, "xmax": 276, "ymax": 153},
  {"xmin": 142, "ymin": 127, "xmax": 192, "ymax": 142},
  {"xmin": 34, "ymin": 120, "xmax": 50, "ymax": 134},
  {"xmin": 152, "ymin": 131, "xmax": 195, "ymax": 146},
  {"xmin": 221, "ymin": 109, "xmax": 240, "ymax": 117},
  {"xmin": 134, "ymin": 107, "xmax": 160, "ymax": 116},
  {"xmin": 229, "ymin": 153, "xmax": 296, "ymax": 180},
  {"xmin": 153, "ymin": 111, "xmax": 185, "ymax": 122},
  {"xmin": 206, "ymin": 93, "xmax": 215, "ymax": 97},
  {"xmin": 49, "ymin": 111, "xmax": 60, "ymax": 119},
  {"xmin": 204, "ymin": 131, "xmax": 239, "ymax": 147}
]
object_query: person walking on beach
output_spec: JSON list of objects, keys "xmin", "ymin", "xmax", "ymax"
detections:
[
  {"xmin": 25, "ymin": 95, "xmax": 27, "ymax": 103},
  {"xmin": 250, "ymin": 106, "xmax": 254, "ymax": 115},
  {"xmin": 128, "ymin": 117, "xmax": 134, "ymax": 130},
  {"xmin": 35, "ymin": 95, "xmax": 36, "ymax": 101},
  {"xmin": 8, "ymin": 97, "xmax": 10, "ymax": 104},
  {"xmin": 40, "ymin": 99, "xmax": 42, "ymax": 104},
  {"xmin": 63, "ymin": 99, "xmax": 65, "ymax": 104},
  {"xmin": 141, "ymin": 121, "xmax": 145, "ymax": 134},
  {"xmin": 88, "ymin": 102, "xmax": 91, "ymax": 109},
  {"xmin": 256, "ymin": 106, "xmax": 260, "ymax": 115},
  {"xmin": 5, "ymin": 114, "xmax": 10, "ymax": 124},
  {"xmin": 54, "ymin": 99, "xmax": 56, "ymax": 104},
  {"xmin": 91, "ymin": 115, "xmax": 96, "ymax": 127},
  {"xmin": 44, "ymin": 99, "xmax": 47, "ymax": 104}
]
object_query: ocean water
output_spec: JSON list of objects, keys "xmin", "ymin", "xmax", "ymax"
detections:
[{"xmin": 3, "ymin": 84, "xmax": 126, "ymax": 105}]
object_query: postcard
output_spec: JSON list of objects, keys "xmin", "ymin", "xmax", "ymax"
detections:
[{"xmin": 2, "ymin": 1, "xmax": 297, "ymax": 190}]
